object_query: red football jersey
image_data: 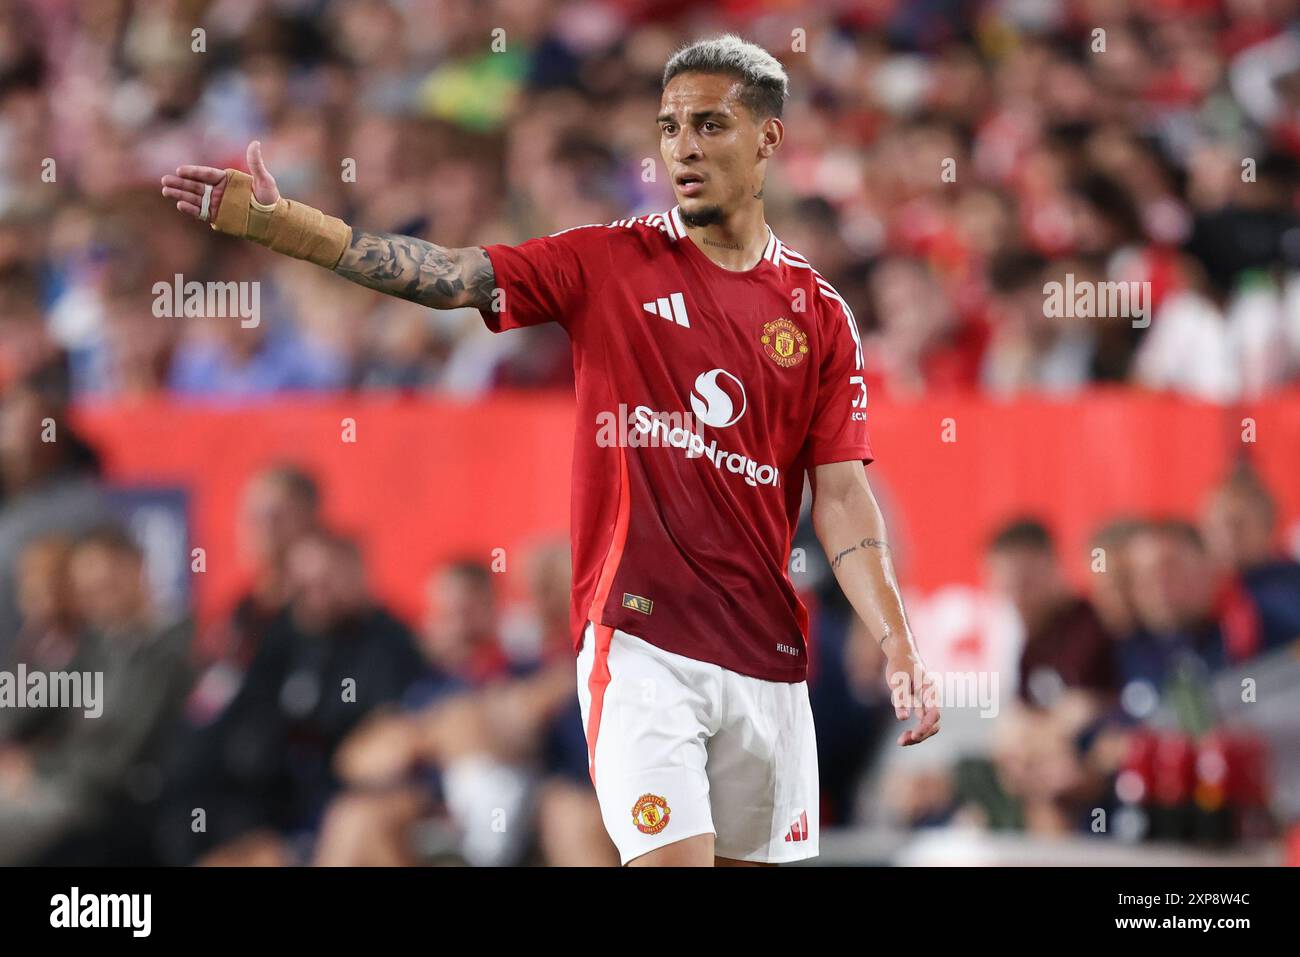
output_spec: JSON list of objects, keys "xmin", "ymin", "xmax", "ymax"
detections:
[{"xmin": 478, "ymin": 205, "xmax": 871, "ymax": 682}]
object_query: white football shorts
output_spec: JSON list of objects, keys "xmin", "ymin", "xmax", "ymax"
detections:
[{"xmin": 575, "ymin": 621, "xmax": 819, "ymax": 865}]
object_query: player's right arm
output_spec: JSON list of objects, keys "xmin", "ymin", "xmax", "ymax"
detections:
[
  {"xmin": 334, "ymin": 230, "xmax": 495, "ymax": 310},
  {"xmin": 161, "ymin": 141, "xmax": 496, "ymax": 311}
]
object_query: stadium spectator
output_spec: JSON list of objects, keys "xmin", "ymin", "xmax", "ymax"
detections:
[
  {"xmin": 984, "ymin": 518, "xmax": 1118, "ymax": 709},
  {"xmin": 990, "ymin": 688, "xmax": 1116, "ymax": 836},
  {"xmin": 0, "ymin": 373, "xmax": 114, "ymax": 666},
  {"xmin": 316, "ymin": 559, "xmax": 537, "ymax": 866},
  {"xmin": 317, "ymin": 548, "xmax": 616, "ymax": 866},
  {"xmin": 0, "ymin": 524, "xmax": 192, "ymax": 865},
  {"xmin": 1118, "ymin": 520, "xmax": 1230, "ymax": 691},
  {"xmin": 1201, "ymin": 461, "xmax": 1300, "ymax": 654},
  {"xmin": 4, "ymin": 534, "xmax": 79, "ymax": 671},
  {"xmin": 1086, "ymin": 517, "xmax": 1146, "ymax": 642},
  {"xmin": 167, "ymin": 301, "xmax": 350, "ymax": 400},
  {"xmin": 226, "ymin": 462, "xmax": 325, "ymax": 665},
  {"xmin": 158, "ymin": 528, "xmax": 423, "ymax": 866},
  {"xmin": 970, "ymin": 520, "xmax": 1121, "ymax": 836},
  {"xmin": 184, "ymin": 463, "xmax": 325, "ymax": 725},
  {"xmin": 981, "ymin": 255, "xmax": 1096, "ymax": 396}
]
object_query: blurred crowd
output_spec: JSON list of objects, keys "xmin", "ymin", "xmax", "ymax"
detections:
[
  {"xmin": 2, "ymin": 0, "xmax": 1300, "ymax": 866},
  {"xmin": 0, "ymin": 391, "xmax": 618, "ymax": 864},
  {"xmin": 0, "ymin": 360, "xmax": 1296, "ymax": 864},
  {"xmin": 850, "ymin": 460, "xmax": 1300, "ymax": 847},
  {"xmin": 3, "ymin": 0, "xmax": 1300, "ymax": 401}
]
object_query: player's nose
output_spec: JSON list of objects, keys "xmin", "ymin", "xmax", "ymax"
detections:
[{"xmin": 671, "ymin": 132, "xmax": 702, "ymax": 162}]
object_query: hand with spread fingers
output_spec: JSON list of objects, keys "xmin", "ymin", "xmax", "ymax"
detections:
[
  {"xmin": 159, "ymin": 139, "xmax": 350, "ymax": 269},
  {"xmin": 159, "ymin": 140, "xmax": 280, "ymax": 223},
  {"xmin": 159, "ymin": 138, "xmax": 492, "ymax": 307}
]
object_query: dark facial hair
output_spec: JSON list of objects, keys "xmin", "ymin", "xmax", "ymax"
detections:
[{"xmin": 680, "ymin": 205, "xmax": 725, "ymax": 228}]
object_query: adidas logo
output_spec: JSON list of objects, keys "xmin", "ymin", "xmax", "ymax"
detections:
[
  {"xmin": 642, "ymin": 292, "xmax": 690, "ymax": 328},
  {"xmin": 784, "ymin": 810, "xmax": 810, "ymax": 843}
]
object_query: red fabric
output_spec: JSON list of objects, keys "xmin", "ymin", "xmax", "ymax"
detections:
[
  {"xmin": 70, "ymin": 388, "xmax": 1300, "ymax": 666},
  {"xmin": 464, "ymin": 640, "xmax": 515, "ymax": 685},
  {"xmin": 1286, "ymin": 822, "xmax": 1300, "ymax": 866},
  {"xmin": 584, "ymin": 623, "xmax": 614, "ymax": 784},
  {"xmin": 1216, "ymin": 577, "xmax": 1263, "ymax": 663},
  {"xmin": 478, "ymin": 212, "xmax": 870, "ymax": 681}
]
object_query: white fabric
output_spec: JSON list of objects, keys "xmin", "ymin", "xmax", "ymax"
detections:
[
  {"xmin": 441, "ymin": 755, "xmax": 534, "ymax": 867},
  {"xmin": 576, "ymin": 622, "xmax": 819, "ymax": 864}
]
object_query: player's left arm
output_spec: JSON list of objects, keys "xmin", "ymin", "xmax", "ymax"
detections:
[{"xmin": 810, "ymin": 459, "xmax": 940, "ymax": 746}]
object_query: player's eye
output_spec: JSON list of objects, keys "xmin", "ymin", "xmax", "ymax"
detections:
[
  {"xmin": 702, "ymin": 121, "xmax": 720, "ymax": 132},
  {"xmin": 661, "ymin": 124, "xmax": 677, "ymax": 135}
]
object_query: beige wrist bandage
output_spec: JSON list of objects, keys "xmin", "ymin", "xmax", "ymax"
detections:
[{"xmin": 210, "ymin": 169, "xmax": 351, "ymax": 269}]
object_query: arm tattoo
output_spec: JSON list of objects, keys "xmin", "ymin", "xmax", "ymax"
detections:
[
  {"xmin": 334, "ymin": 229, "xmax": 496, "ymax": 310},
  {"xmin": 830, "ymin": 537, "xmax": 889, "ymax": 570}
]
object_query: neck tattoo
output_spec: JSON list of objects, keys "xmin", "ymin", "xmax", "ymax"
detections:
[{"xmin": 701, "ymin": 237, "xmax": 743, "ymax": 251}]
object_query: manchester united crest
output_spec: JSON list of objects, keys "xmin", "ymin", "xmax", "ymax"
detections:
[
  {"xmin": 760, "ymin": 318, "xmax": 809, "ymax": 368},
  {"xmin": 631, "ymin": 793, "xmax": 671, "ymax": 834}
]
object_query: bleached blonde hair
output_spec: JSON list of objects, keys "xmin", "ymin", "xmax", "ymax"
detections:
[{"xmin": 662, "ymin": 34, "xmax": 788, "ymax": 118}]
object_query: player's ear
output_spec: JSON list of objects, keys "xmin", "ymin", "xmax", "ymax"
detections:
[{"xmin": 758, "ymin": 117, "xmax": 783, "ymax": 159}]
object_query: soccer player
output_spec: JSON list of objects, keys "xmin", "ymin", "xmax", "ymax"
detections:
[{"xmin": 161, "ymin": 34, "xmax": 940, "ymax": 867}]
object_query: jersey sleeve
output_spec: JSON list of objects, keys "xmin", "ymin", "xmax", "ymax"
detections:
[
  {"xmin": 477, "ymin": 227, "xmax": 605, "ymax": 333},
  {"xmin": 803, "ymin": 292, "xmax": 873, "ymax": 466}
]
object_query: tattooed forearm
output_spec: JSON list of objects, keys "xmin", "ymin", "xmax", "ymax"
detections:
[
  {"xmin": 334, "ymin": 230, "xmax": 496, "ymax": 310},
  {"xmin": 830, "ymin": 537, "xmax": 889, "ymax": 570}
]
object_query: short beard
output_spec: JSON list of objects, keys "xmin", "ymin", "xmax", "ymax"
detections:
[{"xmin": 680, "ymin": 205, "xmax": 725, "ymax": 228}]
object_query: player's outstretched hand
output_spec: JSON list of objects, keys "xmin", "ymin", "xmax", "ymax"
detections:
[
  {"xmin": 159, "ymin": 140, "xmax": 281, "ymax": 223},
  {"xmin": 885, "ymin": 652, "xmax": 941, "ymax": 746}
]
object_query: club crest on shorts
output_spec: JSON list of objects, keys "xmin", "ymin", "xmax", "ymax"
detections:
[
  {"xmin": 631, "ymin": 793, "xmax": 671, "ymax": 834},
  {"xmin": 760, "ymin": 318, "xmax": 808, "ymax": 368}
]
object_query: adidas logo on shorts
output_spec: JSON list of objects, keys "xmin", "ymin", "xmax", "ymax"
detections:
[{"xmin": 784, "ymin": 810, "xmax": 810, "ymax": 843}]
